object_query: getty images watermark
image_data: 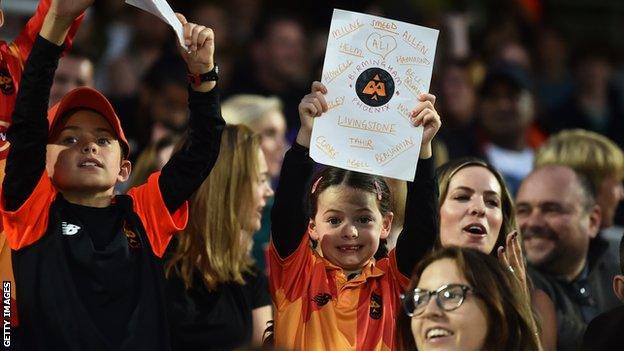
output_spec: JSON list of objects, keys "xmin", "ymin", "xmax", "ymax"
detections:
[{"xmin": 2, "ymin": 281, "xmax": 10, "ymax": 348}]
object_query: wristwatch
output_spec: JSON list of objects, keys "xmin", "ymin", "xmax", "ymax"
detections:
[{"xmin": 188, "ymin": 65, "xmax": 219, "ymax": 86}]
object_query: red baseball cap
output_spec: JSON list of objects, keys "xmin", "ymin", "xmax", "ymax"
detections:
[{"xmin": 47, "ymin": 87, "xmax": 130, "ymax": 158}]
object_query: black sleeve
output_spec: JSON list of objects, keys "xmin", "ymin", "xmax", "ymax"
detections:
[
  {"xmin": 3, "ymin": 36, "xmax": 62, "ymax": 211},
  {"xmin": 270, "ymin": 143, "xmax": 314, "ymax": 258},
  {"xmin": 249, "ymin": 266, "xmax": 272, "ymax": 308},
  {"xmin": 395, "ymin": 157, "xmax": 439, "ymax": 276},
  {"xmin": 158, "ymin": 87, "xmax": 225, "ymax": 212}
]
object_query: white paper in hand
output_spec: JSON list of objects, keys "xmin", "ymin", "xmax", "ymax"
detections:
[
  {"xmin": 125, "ymin": 0, "xmax": 187, "ymax": 50},
  {"xmin": 311, "ymin": 9, "xmax": 439, "ymax": 181}
]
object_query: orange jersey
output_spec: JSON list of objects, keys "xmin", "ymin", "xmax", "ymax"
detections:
[
  {"xmin": 269, "ymin": 234, "xmax": 409, "ymax": 350},
  {"xmin": 0, "ymin": 171, "xmax": 187, "ymax": 254}
]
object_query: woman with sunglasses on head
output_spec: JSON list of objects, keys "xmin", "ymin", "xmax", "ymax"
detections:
[{"xmin": 396, "ymin": 246, "xmax": 540, "ymax": 351}]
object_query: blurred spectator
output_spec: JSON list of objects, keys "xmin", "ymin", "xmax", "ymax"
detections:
[
  {"xmin": 553, "ymin": 48, "xmax": 624, "ymax": 147},
  {"xmin": 582, "ymin": 235, "xmax": 624, "ymax": 350},
  {"xmin": 226, "ymin": 0, "xmax": 263, "ymax": 47},
  {"xmin": 102, "ymin": 9, "xmax": 172, "ymax": 97},
  {"xmin": 434, "ymin": 59, "xmax": 480, "ymax": 160},
  {"xmin": 222, "ymin": 94, "xmax": 287, "ymax": 271},
  {"xmin": 534, "ymin": 26, "xmax": 574, "ymax": 129},
  {"xmin": 477, "ymin": 2, "xmax": 536, "ymax": 66},
  {"xmin": 141, "ymin": 53, "xmax": 189, "ymax": 145},
  {"xmin": 476, "ymin": 62, "xmax": 545, "ymax": 194},
  {"xmin": 188, "ymin": 1, "xmax": 235, "ymax": 91},
  {"xmin": 49, "ymin": 47, "xmax": 94, "ymax": 106},
  {"xmin": 516, "ymin": 165, "xmax": 621, "ymax": 350},
  {"xmin": 113, "ymin": 51, "xmax": 188, "ymax": 159},
  {"xmin": 188, "ymin": 2, "xmax": 228, "ymax": 50},
  {"xmin": 122, "ymin": 135, "xmax": 180, "ymax": 192},
  {"xmin": 495, "ymin": 40, "xmax": 533, "ymax": 72},
  {"xmin": 227, "ymin": 12, "xmax": 310, "ymax": 142},
  {"xmin": 534, "ymin": 129, "xmax": 624, "ymax": 250}
]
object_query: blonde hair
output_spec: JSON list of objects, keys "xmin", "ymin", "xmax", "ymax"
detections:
[
  {"xmin": 165, "ymin": 124, "xmax": 262, "ymax": 290},
  {"xmin": 222, "ymin": 94, "xmax": 283, "ymax": 128},
  {"xmin": 535, "ymin": 129, "xmax": 624, "ymax": 188}
]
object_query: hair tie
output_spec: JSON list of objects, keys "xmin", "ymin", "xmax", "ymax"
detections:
[
  {"xmin": 311, "ymin": 176, "xmax": 323, "ymax": 194},
  {"xmin": 374, "ymin": 181, "xmax": 382, "ymax": 201}
]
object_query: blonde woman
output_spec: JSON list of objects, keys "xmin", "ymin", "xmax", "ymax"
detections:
[
  {"xmin": 165, "ymin": 124, "xmax": 274, "ymax": 350},
  {"xmin": 222, "ymin": 94, "xmax": 287, "ymax": 271},
  {"xmin": 222, "ymin": 94, "xmax": 286, "ymax": 179}
]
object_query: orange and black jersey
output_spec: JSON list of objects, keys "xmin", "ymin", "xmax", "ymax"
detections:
[
  {"xmin": 1, "ymin": 36, "xmax": 224, "ymax": 351},
  {"xmin": 269, "ymin": 143, "xmax": 438, "ymax": 350}
]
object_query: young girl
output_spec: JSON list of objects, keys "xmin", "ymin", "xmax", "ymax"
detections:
[
  {"xmin": 165, "ymin": 125, "xmax": 273, "ymax": 350},
  {"xmin": 269, "ymin": 81, "xmax": 441, "ymax": 350}
]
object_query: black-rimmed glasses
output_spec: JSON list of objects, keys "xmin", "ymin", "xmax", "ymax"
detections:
[{"xmin": 400, "ymin": 284, "xmax": 476, "ymax": 317}]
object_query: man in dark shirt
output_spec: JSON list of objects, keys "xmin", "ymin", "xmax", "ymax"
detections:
[
  {"xmin": 582, "ymin": 235, "xmax": 624, "ymax": 350},
  {"xmin": 516, "ymin": 165, "xmax": 620, "ymax": 350}
]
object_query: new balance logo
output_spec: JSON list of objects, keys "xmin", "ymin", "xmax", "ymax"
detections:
[{"xmin": 61, "ymin": 222, "xmax": 81, "ymax": 236}]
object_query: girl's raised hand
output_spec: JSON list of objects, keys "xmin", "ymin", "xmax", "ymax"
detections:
[
  {"xmin": 296, "ymin": 81, "xmax": 328, "ymax": 147},
  {"xmin": 50, "ymin": 0, "xmax": 93, "ymax": 20},
  {"xmin": 410, "ymin": 93, "xmax": 441, "ymax": 159}
]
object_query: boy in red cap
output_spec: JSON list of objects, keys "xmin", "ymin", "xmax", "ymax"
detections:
[{"xmin": 1, "ymin": 1, "xmax": 223, "ymax": 350}]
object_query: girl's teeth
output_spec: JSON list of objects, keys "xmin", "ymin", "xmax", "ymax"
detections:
[
  {"xmin": 427, "ymin": 328, "xmax": 451, "ymax": 339},
  {"xmin": 340, "ymin": 246, "xmax": 359, "ymax": 251}
]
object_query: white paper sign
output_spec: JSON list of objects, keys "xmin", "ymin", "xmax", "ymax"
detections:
[
  {"xmin": 125, "ymin": 0, "xmax": 188, "ymax": 50},
  {"xmin": 310, "ymin": 9, "xmax": 439, "ymax": 181}
]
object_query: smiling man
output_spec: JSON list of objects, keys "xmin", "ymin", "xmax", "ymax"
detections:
[{"xmin": 516, "ymin": 164, "xmax": 620, "ymax": 350}]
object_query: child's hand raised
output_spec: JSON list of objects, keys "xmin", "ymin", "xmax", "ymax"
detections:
[
  {"xmin": 410, "ymin": 93, "xmax": 441, "ymax": 159},
  {"xmin": 176, "ymin": 13, "xmax": 215, "ymax": 75},
  {"xmin": 50, "ymin": 0, "xmax": 93, "ymax": 20},
  {"xmin": 296, "ymin": 81, "xmax": 328, "ymax": 147},
  {"xmin": 42, "ymin": 0, "xmax": 92, "ymax": 45}
]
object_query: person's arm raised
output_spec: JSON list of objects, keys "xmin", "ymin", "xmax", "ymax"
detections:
[
  {"xmin": 40, "ymin": 0, "xmax": 93, "ymax": 45},
  {"xmin": 158, "ymin": 14, "xmax": 224, "ymax": 212},
  {"xmin": 395, "ymin": 93, "xmax": 441, "ymax": 276},
  {"xmin": 271, "ymin": 81, "xmax": 328, "ymax": 258},
  {"xmin": 4, "ymin": 0, "xmax": 92, "ymax": 211}
]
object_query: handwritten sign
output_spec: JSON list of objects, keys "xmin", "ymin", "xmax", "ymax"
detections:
[
  {"xmin": 311, "ymin": 9, "xmax": 438, "ymax": 181},
  {"xmin": 125, "ymin": 0, "xmax": 188, "ymax": 50}
]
